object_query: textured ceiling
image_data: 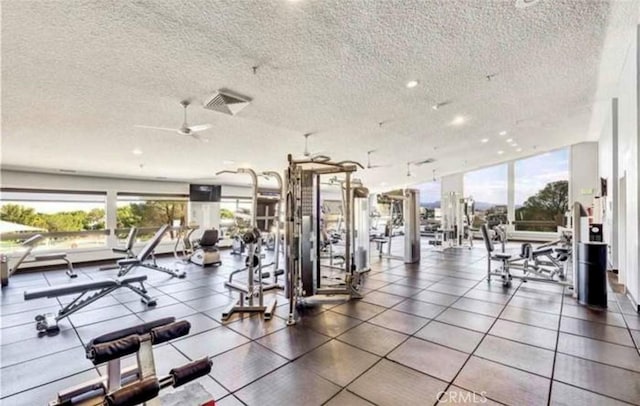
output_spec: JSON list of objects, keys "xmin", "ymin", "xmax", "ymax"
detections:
[{"xmin": 1, "ymin": 0, "xmax": 636, "ymax": 189}]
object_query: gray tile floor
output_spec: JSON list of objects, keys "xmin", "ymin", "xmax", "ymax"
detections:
[{"xmin": 1, "ymin": 241, "xmax": 639, "ymax": 405}]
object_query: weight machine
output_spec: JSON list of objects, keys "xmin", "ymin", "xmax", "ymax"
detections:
[
  {"xmin": 370, "ymin": 189, "xmax": 421, "ymax": 264},
  {"xmin": 284, "ymin": 155, "xmax": 370, "ymax": 325},
  {"xmin": 432, "ymin": 192, "xmax": 475, "ymax": 251},
  {"xmin": 215, "ymin": 168, "xmax": 282, "ymax": 321}
]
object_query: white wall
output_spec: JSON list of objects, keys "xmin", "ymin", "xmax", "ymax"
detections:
[
  {"xmin": 441, "ymin": 173, "xmax": 463, "ymax": 197},
  {"xmin": 598, "ymin": 25, "xmax": 639, "ymax": 309},
  {"xmin": 569, "ymin": 142, "xmax": 600, "ymax": 208}
]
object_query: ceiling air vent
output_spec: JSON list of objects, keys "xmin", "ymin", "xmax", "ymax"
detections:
[
  {"xmin": 414, "ymin": 158, "xmax": 436, "ymax": 166},
  {"xmin": 204, "ymin": 89, "xmax": 251, "ymax": 116}
]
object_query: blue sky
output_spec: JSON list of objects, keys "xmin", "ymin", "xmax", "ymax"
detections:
[{"xmin": 417, "ymin": 148, "xmax": 569, "ymax": 205}]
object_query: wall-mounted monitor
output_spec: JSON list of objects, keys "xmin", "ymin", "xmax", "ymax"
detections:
[{"xmin": 189, "ymin": 184, "xmax": 221, "ymax": 202}]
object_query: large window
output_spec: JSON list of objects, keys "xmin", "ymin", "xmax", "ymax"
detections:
[
  {"xmin": 417, "ymin": 180, "xmax": 441, "ymax": 232},
  {"xmin": 116, "ymin": 194, "xmax": 188, "ymax": 241},
  {"xmin": 464, "ymin": 164, "xmax": 508, "ymax": 228},
  {"xmin": 514, "ymin": 148, "xmax": 569, "ymax": 231},
  {"xmin": 1, "ymin": 189, "xmax": 107, "ymax": 251},
  {"xmin": 219, "ymin": 197, "xmax": 252, "ymax": 239}
]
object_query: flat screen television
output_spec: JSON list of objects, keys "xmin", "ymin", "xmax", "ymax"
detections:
[{"xmin": 189, "ymin": 184, "xmax": 221, "ymax": 202}]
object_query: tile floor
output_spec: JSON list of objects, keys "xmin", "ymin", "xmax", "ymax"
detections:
[{"xmin": 1, "ymin": 241, "xmax": 639, "ymax": 405}]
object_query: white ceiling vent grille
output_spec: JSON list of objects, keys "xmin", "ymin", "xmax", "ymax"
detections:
[{"xmin": 204, "ymin": 90, "xmax": 251, "ymax": 116}]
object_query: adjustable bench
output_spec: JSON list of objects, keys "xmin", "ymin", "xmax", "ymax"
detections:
[
  {"xmin": 49, "ymin": 318, "xmax": 213, "ymax": 406},
  {"xmin": 117, "ymin": 225, "xmax": 186, "ymax": 279},
  {"xmin": 24, "ymin": 275, "xmax": 156, "ymax": 335},
  {"xmin": 2, "ymin": 234, "xmax": 76, "ymax": 287}
]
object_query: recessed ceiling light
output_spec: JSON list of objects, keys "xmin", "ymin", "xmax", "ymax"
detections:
[
  {"xmin": 516, "ymin": 148, "xmax": 523, "ymax": 152},
  {"xmin": 481, "ymin": 138, "xmax": 489, "ymax": 143},
  {"xmin": 406, "ymin": 80, "xmax": 419, "ymax": 88},
  {"xmin": 511, "ymin": 143, "xmax": 518, "ymax": 147},
  {"xmin": 223, "ymin": 160, "xmax": 235, "ymax": 165},
  {"xmin": 497, "ymin": 150, "xmax": 505, "ymax": 155},
  {"xmin": 505, "ymin": 138, "xmax": 513, "ymax": 143},
  {"xmin": 499, "ymin": 131, "xmax": 507, "ymax": 136},
  {"xmin": 451, "ymin": 115, "xmax": 467, "ymax": 126},
  {"xmin": 380, "ymin": 182, "xmax": 388, "ymax": 186},
  {"xmin": 132, "ymin": 148, "xmax": 143, "ymax": 155}
]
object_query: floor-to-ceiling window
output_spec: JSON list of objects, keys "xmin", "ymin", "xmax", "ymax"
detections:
[
  {"xmin": 116, "ymin": 193, "xmax": 188, "ymax": 241},
  {"xmin": 417, "ymin": 180, "xmax": 441, "ymax": 232},
  {"xmin": 464, "ymin": 164, "xmax": 508, "ymax": 228},
  {"xmin": 514, "ymin": 148, "xmax": 570, "ymax": 232}
]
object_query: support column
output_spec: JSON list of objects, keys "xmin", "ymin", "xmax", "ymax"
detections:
[
  {"xmin": 507, "ymin": 162, "xmax": 515, "ymax": 233},
  {"xmin": 106, "ymin": 190, "xmax": 118, "ymax": 248}
]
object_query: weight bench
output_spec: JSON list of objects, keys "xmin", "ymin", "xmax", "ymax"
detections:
[
  {"xmin": 1, "ymin": 234, "xmax": 76, "ymax": 287},
  {"xmin": 24, "ymin": 275, "xmax": 156, "ymax": 335},
  {"xmin": 117, "ymin": 225, "xmax": 186, "ymax": 279},
  {"xmin": 100, "ymin": 227, "xmax": 139, "ymax": 271},
  {"xmin": 49, "ymin": 318, "xmax": 213, "ymax": 406}
]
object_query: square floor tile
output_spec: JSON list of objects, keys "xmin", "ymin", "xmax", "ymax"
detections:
[
  {"xmin": 226, "ymin": 314, "xmax": 288, "ymax": 340},
  {"xmin": 452, "ymin": 297, "xmax": 504, "ymax": 317},
  {"xmin": 300, "ymin": 311, "xmax": 362, "ymax": 337},
  {"xmin": 348, "ymin": 359, "xmax": 448, "ymax": 406},
  {"xmin": 464, "ymin": 289, "xmax": 512, "ymax": 304},
  {"xmin": 560, "ymin": 316, "xmax": 635, "ymax": 347},
  {"xmin": 172, "ymin": 326, "xmax": 250, "ymax": 360},
  {"xmin": 553, "ymin": 353, "xmax": 640, "ymax": 404},
  {"xmin": 330, "ymin": 301, "xmax": 387, "ymax": 321},
  {"xmin": 436, "ymin": 308, "xmax": 496, "ymax": 333},
  {"xmin": 361, "ymin": 291, "xmax": 405, "ymax": 307},
  {"xmin": 415, "ymin": 321, "xmax": 484, "ymax": 353},
  {"xmin": 1, "ymin": 328, "xmax": 82, "ymax": 367},
  {"xmin": 501, "ymin": 305, "xmax": 560, "ymax": 330},
  {"xmin": 0, "ymin": 369, "xmax": 99, "ymax": 406},
  {"xmin": 489, "ymin": 319, "xmax": 557, "ymax": 350},
  {"xmin": 367, "ymin": 309, "xmax": 428, "ymax": 335},
  {"xmin": 561, "ymin": 304, "xmax": 626, "ymax": 327},
  {"xmin": 557, "ymin": 332, "xmax": 640, "ymax": 372},
  {"xmin": 256, "ymin": 325, "xmax": 330, "ymax": 360},
  {"xmin": 0, "ymin": 346, "xmax": 93, "ymax": 398},
  {"xmin": 208, "ymin": 342, "xmax": 288, "ymax": 391},
  {"xmin": 508, "ymin": 295, "xmax": 562, "ymax": 314},
  {"xmin": 179, "ymin": 313, "xmax": 221, "ymax": 335},
  {"xmin": 550, "ymin": 381, "xmax": 630, "ymax": 406},
  {"xmin": 412, "ymin": 290, "xmax": 460, "ymax": 306},
  {"xmin": 294, "ymin": 340, "xmax": 380, "ymax": 386},
  {"xmin": 337, "ymin": 322, "xmax": 408, "ymax": 356},
  {"xmin": 68, "ymin": 304, "xmax": 133, "ymax": 328},
  {"xmin": 388, "ymin": 337, "xmax": 468, "ymax": 381},
  {"xmin": 324, "ymin": 390, "xmax": 375, "ymax": 406},
  {"xmin": 377, "ymin": 283, "xmax": 422, "ymax": 297},
  {"xmin": 427, "ymin": 282, "xmax": 471, "ymax": 296},
  {"xmin": 454, "ymin": 356, "xmax": 550, "ymax": 405},
  {"xmin": 235, "ymin": 362, "xmax": 340, "ymax": 406},
  {"xmin": 75, "ymin": 314, "xmax": 144, "ymax": 344},
  {"xmin": 475, "ymin": 335, "xmax": 555, "ymax": 377},
  {"xmin": 183, "ymin": 294, "xmax": 235, "ymax": 312},
  {"xmin": 392, "ymin": 299, "xmax": 446, "ymax": 319},
  {"xmin": 136, "ymin": 302, "xmax": 199, "ymax": 322}
]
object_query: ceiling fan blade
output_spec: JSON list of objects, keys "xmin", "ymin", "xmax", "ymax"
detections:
[
  {"xmin": 188, "ymin": 124, "xmax": 212, "ymax": 132},
  {"xmin": 369, "ymin": 164, "xmax": 391, "ymax": 169},
  {"xmin": 414, "ymin": 158, "xmax": 436, "ymax": 166},
  {"xmin": 188, "ymin": 133, "xmax": 209, "ymax": 143},
  {"xmin": 134, "ymin": 125, "xmax": 177, "ymax": 132}
]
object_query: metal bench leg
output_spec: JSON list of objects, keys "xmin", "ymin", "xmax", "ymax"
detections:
[{"xmin": 63, "ymin": 257, "xmax": 78, "ymax": 278}]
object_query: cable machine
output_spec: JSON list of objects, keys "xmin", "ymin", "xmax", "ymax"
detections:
[
  {"xmin": 214, "ymin": 168, "xmax": 283, "ymax": 320},
  {"xmin": 371, "ymin": 189, "xmax": 421, "ymax": 264},
  {"xmin": 284, "ymin": 155, "xmax": 369, "ymax": 325}
]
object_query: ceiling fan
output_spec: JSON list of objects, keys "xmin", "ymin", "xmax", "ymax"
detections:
[
  {"xmin": 134, "ymin": 100, "xmax": 212, "ymax": 141},
  {"xmin": 297, "ymin": 132, "xmax": 329, "ymax": 160},
  {"xmin": 406, "ymin": 158, "xmax": 436, "ymax": 177},
  {"xmin": 366, "ymin": 150, "xmax": 391, "ymax": 169}
]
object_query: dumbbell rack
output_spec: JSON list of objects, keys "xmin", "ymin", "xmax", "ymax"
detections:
[{"xmin": 49, "ymin": 317, "xmax": 212, "ymax": 406}]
